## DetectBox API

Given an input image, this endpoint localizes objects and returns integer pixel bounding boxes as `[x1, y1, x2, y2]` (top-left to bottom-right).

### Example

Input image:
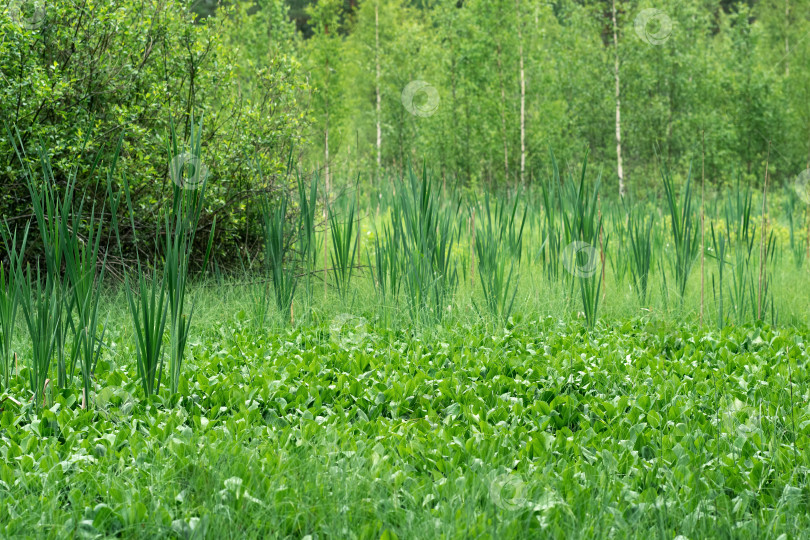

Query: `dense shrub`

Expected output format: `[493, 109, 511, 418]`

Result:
[0, 0, 308, 268]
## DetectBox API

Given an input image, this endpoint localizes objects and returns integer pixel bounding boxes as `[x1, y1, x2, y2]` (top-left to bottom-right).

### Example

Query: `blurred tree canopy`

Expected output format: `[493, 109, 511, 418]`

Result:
[293, 0, 810, 197]
[2, 0, 809, 268]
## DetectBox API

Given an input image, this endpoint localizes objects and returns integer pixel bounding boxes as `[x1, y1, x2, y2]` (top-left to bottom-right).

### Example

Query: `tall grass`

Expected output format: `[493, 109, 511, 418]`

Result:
[607, 204, 629, 285]
[724, 180, 757, 324]
[474, 193, 525, 321]
[0, 263, 16, 391]
[125, 260, 170, 397]
[394, 166, 459, 322]
[328, 197, 358, 302]
[559, 158, 602, 329]
[662, 162, 699, 301]
[17, 139, 72, 389]
[62, 190, 108, 407]
[784, 192, 805, 268]
[710, 222, 727, 328]
[107, 116, 213, 398]
[6, 121, 810, 413]
[260, 191, 298, 321]
[7, 127, 116, 405]
[538, 151, 563, 281]
[370, 221, 401, 315]
[627, 204, 654, 305]
[0, 226, 27, 392]
[297, 173, 320, 314]
[17, 265, 60, 408]
[164, 118, 215, 394]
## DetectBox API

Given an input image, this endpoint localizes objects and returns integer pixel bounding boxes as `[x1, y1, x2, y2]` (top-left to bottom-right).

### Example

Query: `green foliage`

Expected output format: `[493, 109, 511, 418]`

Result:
[4, 1, 810, 533]
[0, 0, 307, 266]
[3, 300, 810, 537]
[299, 0, 810, 196]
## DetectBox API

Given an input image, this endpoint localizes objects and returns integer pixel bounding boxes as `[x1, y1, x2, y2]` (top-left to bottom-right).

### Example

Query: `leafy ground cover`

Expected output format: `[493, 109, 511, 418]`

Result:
[2, 129, 809, 539]
[2, 297, 809, 539]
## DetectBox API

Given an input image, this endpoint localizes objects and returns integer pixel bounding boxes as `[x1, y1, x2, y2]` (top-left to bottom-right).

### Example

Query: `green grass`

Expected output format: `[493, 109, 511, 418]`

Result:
[6, 149, 810, 537]
[2, 286, 810, 538]
[0, 226, 26, 391]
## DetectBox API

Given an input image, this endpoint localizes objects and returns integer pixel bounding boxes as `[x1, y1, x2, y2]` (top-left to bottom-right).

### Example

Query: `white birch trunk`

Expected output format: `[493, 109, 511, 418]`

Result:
[375, 2, 382, 176]
[611, 0, 625, 197]
[516, 0, 526, 186]
[495, 42, 509, 181]
[785, 0, 790, 77]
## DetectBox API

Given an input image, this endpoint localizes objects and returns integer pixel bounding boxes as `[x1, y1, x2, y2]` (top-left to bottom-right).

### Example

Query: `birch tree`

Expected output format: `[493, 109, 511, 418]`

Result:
[611, 0, 625, 197]
[305, 0, 344, 193]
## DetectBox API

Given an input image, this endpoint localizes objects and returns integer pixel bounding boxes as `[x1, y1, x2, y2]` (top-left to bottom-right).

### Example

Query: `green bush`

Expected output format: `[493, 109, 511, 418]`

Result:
[0, 0, 307, 267]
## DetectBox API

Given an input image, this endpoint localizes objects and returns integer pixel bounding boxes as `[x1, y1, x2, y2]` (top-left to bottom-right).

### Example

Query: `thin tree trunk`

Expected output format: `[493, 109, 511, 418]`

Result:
[451, 48, 457, 175]
[464, 88, 471, 184]
[375, 2, 382, 178]
[516, 0, 526, 186]
[324, 118, 330, 197]
[324, 57, 330, 299]
[324, 54, 331, 193]
[495, 41, 509, 182]
[785, 0, 790, 77]
[611, 0, 625, 197]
